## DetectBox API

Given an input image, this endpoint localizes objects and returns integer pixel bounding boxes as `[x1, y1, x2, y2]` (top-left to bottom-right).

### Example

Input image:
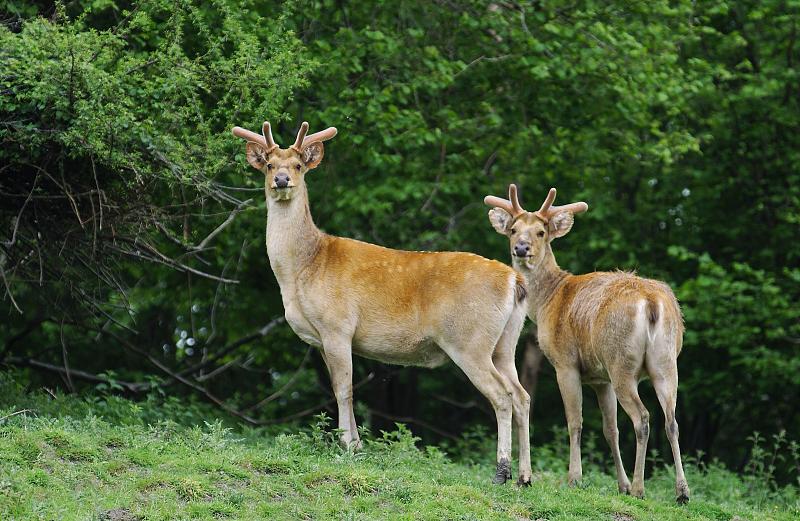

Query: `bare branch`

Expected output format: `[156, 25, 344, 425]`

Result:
[178, 316, 286, 377]
[261, 372, 375, 425]
[5, 356, 151, 392]
[242, 346, 313, 412]
[59, 320, 75, 393]
[0, 409, 35, 422]
[194, 199, 253, 250]
[109, 239, 239, 284]
[0, 253, 22, 314]
[368, 408, 459, 441]
[3, 172, 38, 248]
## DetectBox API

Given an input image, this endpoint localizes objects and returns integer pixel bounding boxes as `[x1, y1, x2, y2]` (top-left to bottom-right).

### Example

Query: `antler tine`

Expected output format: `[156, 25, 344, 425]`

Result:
[508, 184, 526, 216]
[483, 195, 516, 215]
[302, 127, 338, 146]
[290, 121, 309, 151]
[232, 126, 265, 145]
[232, 121, 278, 153]
[484, 184, 526, 218]
[551, 201, 589, 215]
[535, 188, 557, 219]
[262, 121, 278, 151]
[534, 187, 589, 220]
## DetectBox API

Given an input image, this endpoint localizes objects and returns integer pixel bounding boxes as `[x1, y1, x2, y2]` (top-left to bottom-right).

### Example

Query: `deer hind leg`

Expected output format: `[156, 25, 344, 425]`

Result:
[555, 367, 584, 486]
[592, 383, 631, 494]
[492, 317, 532, 486]
[320, 337, 360, 449]
[443, 342, 514, 484]
[648, 358, 689, 504]
[613, 379, 650, 499]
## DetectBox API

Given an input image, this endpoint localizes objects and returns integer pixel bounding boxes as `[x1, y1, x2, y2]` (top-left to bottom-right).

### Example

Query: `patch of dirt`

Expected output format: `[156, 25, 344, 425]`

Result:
[613, 514, 635, 521]
[101, 508, 138, 521]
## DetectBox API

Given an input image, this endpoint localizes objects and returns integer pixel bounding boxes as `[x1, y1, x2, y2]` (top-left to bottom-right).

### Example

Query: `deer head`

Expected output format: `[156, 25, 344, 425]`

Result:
[485, 184, 588, 267]
[232, 121, 337, 201]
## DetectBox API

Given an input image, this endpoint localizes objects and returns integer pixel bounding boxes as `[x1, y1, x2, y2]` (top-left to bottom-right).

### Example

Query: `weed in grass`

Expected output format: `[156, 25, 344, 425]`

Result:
[174, 476, 211, 501]
[12, 432, 41, 464]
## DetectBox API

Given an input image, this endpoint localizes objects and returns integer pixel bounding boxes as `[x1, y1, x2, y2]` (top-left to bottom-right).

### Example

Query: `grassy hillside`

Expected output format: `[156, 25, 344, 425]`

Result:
[0, 376, 796, 521]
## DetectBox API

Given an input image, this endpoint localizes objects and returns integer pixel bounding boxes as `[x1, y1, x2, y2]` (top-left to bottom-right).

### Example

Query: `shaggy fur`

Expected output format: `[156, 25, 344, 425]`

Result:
[488, 196, 690, 504]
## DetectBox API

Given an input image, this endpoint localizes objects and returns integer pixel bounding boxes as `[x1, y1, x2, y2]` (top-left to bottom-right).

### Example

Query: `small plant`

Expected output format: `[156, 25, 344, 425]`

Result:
[743, 430, 800, 506]
[306, 412, 345, 453]
[375, 423, 420, 453]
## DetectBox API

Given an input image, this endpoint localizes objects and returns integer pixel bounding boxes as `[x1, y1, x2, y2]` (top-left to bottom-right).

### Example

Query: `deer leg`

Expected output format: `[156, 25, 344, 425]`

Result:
[445, 346, 514, 484]
[613, 380, 650, 499]
[555, 367, 583, 486]
[320, 337, 358, 448]
[649, 361, 689, 504]
[348, 407, 362, 450]
[493, 331, 532, 485]
[592, 383, 630, 494]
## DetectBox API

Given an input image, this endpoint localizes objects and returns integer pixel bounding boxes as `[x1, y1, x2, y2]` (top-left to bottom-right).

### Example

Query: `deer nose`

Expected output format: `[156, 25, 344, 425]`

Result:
[513, 242, 530, 257]
[274, 173, 290, 188]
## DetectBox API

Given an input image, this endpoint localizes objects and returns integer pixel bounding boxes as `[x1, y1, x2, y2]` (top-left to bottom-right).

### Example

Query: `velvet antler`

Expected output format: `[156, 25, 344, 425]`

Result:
[534, 188, 588, 221]
[484, 184, 526, 219]
[484, 184, 588, 222]
[232, 121, 338, 152]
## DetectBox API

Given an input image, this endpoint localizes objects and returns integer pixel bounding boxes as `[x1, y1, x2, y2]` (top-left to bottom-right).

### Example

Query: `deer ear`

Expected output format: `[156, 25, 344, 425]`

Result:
[246, 142, 269, 170]
[548, 210, 575, 240]
[301, 142, 324, 169]
[488, 208, 513, 235]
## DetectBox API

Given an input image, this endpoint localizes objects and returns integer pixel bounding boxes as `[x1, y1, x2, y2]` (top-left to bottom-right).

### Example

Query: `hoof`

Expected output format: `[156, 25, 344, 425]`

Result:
[492, 458, 512, 485]
[619, 482, 631, 495]
[339, 437, 362, 452]
[676, 480, 690, 504]
[516, 476, 532, 487]
[567, 476, 582, 488]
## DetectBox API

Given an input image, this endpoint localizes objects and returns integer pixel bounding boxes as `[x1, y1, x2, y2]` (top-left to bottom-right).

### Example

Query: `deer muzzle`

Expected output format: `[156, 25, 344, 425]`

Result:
[273, 172, 291, 189]
[513, 241, 531, 258]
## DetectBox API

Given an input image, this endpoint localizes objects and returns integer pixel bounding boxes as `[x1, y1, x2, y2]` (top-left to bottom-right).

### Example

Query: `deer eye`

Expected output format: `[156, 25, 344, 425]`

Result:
[295, 164, 301, 170]
[537, 230, 545, 238]
[510, 228, 516, 234]
[266, 163, 273, 170]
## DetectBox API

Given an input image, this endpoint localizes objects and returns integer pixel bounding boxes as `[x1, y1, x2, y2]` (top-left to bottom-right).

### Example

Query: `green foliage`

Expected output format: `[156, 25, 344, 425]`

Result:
[1, 0, 799, 492]
[0, 0, 310, 317]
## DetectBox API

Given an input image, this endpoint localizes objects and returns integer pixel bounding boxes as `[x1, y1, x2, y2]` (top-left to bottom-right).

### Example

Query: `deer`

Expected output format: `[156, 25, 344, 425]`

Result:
[232, 120, 532, 485]
[484, 184, 690, 504]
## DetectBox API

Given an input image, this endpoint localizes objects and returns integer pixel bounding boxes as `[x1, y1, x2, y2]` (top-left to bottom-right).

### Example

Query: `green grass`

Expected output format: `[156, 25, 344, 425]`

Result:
[0, 377, 796, 520]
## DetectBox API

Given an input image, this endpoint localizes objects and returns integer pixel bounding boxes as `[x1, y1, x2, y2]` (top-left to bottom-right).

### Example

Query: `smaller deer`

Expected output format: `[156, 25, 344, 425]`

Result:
[484, 184, 690, 504]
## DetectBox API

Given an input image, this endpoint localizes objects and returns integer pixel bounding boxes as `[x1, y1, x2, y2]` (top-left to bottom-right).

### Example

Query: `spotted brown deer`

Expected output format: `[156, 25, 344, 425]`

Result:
[232, 121, 532, 484]
[484, 184, 690, 503]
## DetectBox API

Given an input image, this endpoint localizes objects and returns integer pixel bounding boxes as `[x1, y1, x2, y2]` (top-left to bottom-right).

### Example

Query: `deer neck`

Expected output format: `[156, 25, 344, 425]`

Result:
[265, 184, 322, 289]
[513, 244, 569, 314]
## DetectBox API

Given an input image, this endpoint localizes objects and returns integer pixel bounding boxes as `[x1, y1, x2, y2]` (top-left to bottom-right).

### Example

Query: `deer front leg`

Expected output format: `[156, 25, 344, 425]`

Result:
[555, 367, 583, 486]
[320, 338, 360, 449]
